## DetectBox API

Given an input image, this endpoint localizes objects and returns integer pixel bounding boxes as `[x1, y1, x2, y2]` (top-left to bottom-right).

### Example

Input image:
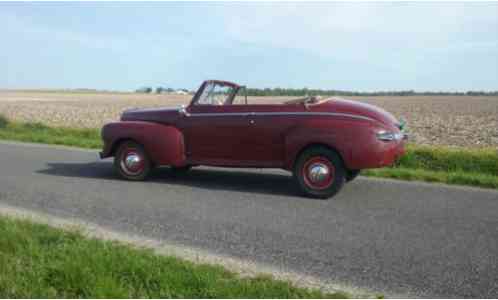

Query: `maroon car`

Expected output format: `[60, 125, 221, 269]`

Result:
[100, 80, 406, 199]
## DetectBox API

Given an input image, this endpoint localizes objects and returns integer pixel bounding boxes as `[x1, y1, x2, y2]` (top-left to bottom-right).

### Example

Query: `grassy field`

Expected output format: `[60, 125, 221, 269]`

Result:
[0, 115, 497, 189]
[0, 216, 348, 298]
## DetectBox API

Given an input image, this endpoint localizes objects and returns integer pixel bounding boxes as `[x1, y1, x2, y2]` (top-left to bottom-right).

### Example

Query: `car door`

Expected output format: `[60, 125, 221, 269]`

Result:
[178, 81, 253, 165]
[181, 104, 251, 164]
[241, 105, 299, 166]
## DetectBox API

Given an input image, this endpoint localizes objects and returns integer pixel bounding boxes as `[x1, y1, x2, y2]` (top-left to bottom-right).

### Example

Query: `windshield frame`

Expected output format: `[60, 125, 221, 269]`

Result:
[189, 80, 241, 107]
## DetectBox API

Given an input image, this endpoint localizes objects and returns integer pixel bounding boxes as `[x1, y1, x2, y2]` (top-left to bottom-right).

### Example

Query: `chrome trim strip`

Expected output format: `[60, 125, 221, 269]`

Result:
[187, 112, 374, 122]
[189, 112, 247, 117]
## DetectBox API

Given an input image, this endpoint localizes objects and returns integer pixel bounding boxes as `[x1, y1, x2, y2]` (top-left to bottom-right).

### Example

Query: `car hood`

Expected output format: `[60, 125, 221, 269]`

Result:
[314, 98, 400, 128]
[121, 107, 182, 125]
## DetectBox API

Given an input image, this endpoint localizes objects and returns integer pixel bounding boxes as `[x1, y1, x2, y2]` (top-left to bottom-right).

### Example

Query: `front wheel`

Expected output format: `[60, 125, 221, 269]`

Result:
[293, 147, 346, 199]
[114, 141, 152, 181]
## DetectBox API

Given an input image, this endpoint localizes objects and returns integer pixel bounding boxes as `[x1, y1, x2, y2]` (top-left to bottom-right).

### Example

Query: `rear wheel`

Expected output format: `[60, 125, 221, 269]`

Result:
[114, 141, 152, 181]
[294, 146, 346, 199]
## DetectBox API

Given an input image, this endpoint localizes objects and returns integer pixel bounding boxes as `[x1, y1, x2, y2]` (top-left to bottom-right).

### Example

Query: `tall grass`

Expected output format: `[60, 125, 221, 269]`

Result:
[0, 114, 8, 128]
[398, 144, 498, 176]
[364, 168, 498, 189]
[365, 144, 498, 188]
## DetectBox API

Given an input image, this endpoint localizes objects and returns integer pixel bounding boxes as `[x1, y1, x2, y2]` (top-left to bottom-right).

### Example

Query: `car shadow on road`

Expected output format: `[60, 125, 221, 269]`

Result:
[36, 161, 303, 198]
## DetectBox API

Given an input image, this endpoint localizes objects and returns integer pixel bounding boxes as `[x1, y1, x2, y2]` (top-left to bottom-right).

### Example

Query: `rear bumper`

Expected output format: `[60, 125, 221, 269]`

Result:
[382, 132, 407, 166]
[378, 140, 406, 167]
[349, 138, 406, 170]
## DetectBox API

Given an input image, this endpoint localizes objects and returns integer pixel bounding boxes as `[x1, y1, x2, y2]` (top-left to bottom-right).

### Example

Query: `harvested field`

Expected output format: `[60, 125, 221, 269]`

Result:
[0, 91, 497, 148]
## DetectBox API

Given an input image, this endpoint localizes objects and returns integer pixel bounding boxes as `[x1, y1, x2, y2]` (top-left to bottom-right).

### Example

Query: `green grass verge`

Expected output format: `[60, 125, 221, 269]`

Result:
[363, 144, 498, 189]
[0, 216, 348, 298]
[0, 117, 101, 149]
[398, 144, 498, 176]
[0, 115, 497, 189]
[363, 168, 498, 189]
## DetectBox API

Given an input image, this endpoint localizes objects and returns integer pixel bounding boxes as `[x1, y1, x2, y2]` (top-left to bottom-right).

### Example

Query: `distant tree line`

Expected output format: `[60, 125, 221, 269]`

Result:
[135, 86, 498, 97]
[243, 88, 498, 97]
[135, 86, 190, 94]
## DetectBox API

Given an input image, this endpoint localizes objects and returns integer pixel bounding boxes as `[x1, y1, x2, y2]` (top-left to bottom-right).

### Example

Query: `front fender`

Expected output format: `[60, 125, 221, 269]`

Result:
[101, 121, 186, 167]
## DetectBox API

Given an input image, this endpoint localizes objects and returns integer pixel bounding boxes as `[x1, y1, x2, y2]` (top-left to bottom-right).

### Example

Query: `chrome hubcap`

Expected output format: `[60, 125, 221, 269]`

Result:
[308, 163, 330, 183]
[121, 151, 143, 175]
[125, 153, 141, 169]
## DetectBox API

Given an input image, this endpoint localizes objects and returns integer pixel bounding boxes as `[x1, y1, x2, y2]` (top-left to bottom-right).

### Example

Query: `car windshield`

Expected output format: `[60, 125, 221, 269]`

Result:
[196, 82, 236, 106]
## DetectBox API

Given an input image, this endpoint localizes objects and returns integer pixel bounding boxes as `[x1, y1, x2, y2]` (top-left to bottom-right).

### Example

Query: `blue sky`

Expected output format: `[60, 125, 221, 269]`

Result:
[1, 2, 497, 91]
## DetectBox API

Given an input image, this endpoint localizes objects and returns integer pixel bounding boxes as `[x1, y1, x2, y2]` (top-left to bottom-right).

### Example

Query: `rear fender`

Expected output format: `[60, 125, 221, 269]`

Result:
[284, 122, 354, 170]
[101, 121, 186, 167]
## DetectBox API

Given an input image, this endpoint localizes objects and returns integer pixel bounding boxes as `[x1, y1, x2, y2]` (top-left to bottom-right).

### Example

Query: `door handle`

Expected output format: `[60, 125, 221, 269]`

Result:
[247, 112, 256, 125]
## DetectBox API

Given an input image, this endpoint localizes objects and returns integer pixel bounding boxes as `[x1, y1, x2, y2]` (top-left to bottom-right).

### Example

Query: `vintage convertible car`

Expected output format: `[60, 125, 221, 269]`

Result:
[100, 80, 406, 199]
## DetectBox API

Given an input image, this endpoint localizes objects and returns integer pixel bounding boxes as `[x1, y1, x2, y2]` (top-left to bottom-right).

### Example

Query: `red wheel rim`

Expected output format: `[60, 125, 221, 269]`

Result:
[120, 147, 145, 175]
[302, 156, 335, 190]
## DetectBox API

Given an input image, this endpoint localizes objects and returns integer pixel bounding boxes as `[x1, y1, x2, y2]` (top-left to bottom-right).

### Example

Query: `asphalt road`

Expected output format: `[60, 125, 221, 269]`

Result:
[0, 141, 497, 298]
